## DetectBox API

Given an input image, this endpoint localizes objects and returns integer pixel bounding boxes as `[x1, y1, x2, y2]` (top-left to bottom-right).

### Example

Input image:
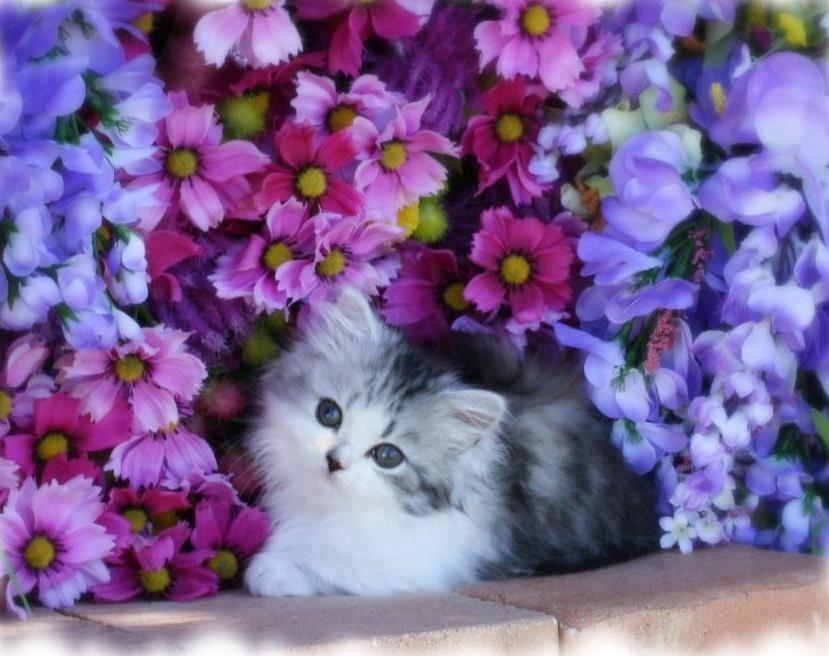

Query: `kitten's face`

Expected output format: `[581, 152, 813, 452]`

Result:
[251, 289, 506, 516]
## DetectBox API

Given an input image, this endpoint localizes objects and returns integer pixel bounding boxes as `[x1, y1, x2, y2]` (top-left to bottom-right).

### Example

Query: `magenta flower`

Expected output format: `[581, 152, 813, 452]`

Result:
[107, 486, 191, 541]
[56, 326, 207, 434]
[277, 213, 402, 305]
[106, 424, 218, 489]
[210, 199, 315, 311]
[191, 499, 270, 585]
[145, 231, 203, 304]
[382, 248, 471, 344]
[297, 0, 428, 76]
[461, 78, 547, 206]
[0, 334, 50, 438]
[291, 72, 403, 146]
[194, 0, 302, 69]
[3, 392, 131, 480]
[92, 524, 217, 602]
[0, 477, 113, 618]
[465, 207, 574, 326]
[353, 98, 458, 216]
[255, 123, 362, 216]
[474, 0, 600, 94]
[132, 91, 269, 231]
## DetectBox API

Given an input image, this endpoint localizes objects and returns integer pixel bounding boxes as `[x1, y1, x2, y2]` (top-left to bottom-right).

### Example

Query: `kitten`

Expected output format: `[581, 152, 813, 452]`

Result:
[244, 288, 657, 597]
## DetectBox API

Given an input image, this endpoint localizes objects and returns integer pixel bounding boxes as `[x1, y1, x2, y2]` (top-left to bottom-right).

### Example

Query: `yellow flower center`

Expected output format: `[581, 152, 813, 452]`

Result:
[381, 141, 408, 171]
[494, 113, 524, 144]
[411, 197, 449, 244]
[36, 432, 69, 462]
[242, 328, 279, 366]
[316, 248, 347, 278]
[709, 83, 727, 116]
[151, 510, 179, 533]
[327, 104, 358, 133]
[0, 390, 12, 420]
[133, 12, 154, 33]
[122, 509, 148, 534]
[165, 148, 199, 179]
[263, 242, 293, 271]
[139, 567, 171, 594]
[397, 203, 421, 238]
[500, 254, 532, 286]
[114, 355, 146, 383]
[207, 549, 239, 581]
[521, 4, 552, 37]
[24, 536, 56, 571]
[243, 0, 271, 11]
[295, 166, 328, 199]
[776, 12, 807, 47]
[218, 92, 269, 140]
[442, 282, 470, 313]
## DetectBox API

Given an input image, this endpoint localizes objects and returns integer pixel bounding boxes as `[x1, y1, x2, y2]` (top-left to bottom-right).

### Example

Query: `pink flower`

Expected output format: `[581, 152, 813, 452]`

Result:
[291, 72, 403, 146]
[191, 499, 270, 585]
[474, 0, 600, 94]
[194, 0, 302, 69]
[196, 379, 247, 422]
[278, 213, 403, 305]
[558, 31, 623, 109]
[353, 97, 458, 216]
[0, 335, 50, 437]
[0, 456, 18, 507]
[3, 393, 132, 480]
[210, 199, 315, 311]
[56, 326, 207, 434]
[0, 476, 113, 618]
[92, 524, 217, 602]
[145, 231, 203, 304]
[297, 0, 430, 76]
[382, 248, 472, 344]
[465, 207, 574, 326]
[132, 91, 269, 231]
[255, 123, 362, 215]
[461, 78, 548, 205]
[107, 486, 191, 541]
[106, 424, 218, 489]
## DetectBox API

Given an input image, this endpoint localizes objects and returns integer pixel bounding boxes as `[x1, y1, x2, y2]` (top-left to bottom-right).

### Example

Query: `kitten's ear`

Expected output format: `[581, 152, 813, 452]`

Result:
[444, 388, 507, 438]
[322, 286, 383, 339]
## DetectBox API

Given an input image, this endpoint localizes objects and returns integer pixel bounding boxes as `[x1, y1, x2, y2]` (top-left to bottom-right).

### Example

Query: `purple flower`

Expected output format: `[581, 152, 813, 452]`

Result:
[612, 419, 688, 475]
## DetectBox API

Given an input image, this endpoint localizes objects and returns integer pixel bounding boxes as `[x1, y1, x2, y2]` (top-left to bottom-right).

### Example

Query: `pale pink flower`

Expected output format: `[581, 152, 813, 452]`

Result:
[0, 335, 50, 437]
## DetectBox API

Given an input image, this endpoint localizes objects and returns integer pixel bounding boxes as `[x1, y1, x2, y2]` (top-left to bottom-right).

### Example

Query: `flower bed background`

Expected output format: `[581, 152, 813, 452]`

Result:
[1, 0, 828, 619]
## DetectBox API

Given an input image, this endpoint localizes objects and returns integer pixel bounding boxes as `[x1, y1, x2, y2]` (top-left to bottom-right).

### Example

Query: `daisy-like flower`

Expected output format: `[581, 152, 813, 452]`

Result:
[278, 213, 403, 305]
[465, 207, 574, 326]
[297, 0, 430, 76]
[0, 477, 114, 618]
[382, 248, 471, 344]
[194, 0, 302, 69]
[132, 91, 269, 232]
[461, 78, 547, 206]
[291, 72, 403, 146]
[106, 424, 218, 489]
[659, 510, 698, 554]
[353, 97, 458, 216]
[210, 199, 315, 311]
[3, 393, 131, 480]
[255, 123, 362, 216]
[0, 456, 18, 506]
[107, 486, 191, 539]
[191, 499, 270, 586]
[92, 523, 217, 602]
[474, 0, 600, 94]
[0, 334, 50, 437]
[56, 326, 207, 434]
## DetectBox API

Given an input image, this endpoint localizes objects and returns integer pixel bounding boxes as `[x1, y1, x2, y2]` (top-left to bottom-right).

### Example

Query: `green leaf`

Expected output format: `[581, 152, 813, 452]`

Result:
[716, 221, 737, 254]
[811, 408, 829, 451]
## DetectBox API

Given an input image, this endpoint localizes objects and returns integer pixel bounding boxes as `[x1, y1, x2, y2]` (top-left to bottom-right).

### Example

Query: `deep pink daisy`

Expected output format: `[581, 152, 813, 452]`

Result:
[0, 335, 50, 438]
[465, 207, 575, 326]
[107, 486, 191, 541]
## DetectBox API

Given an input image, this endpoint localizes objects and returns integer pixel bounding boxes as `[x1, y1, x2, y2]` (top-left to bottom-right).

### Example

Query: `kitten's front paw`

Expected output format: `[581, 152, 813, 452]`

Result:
[244, 552, 317, 597]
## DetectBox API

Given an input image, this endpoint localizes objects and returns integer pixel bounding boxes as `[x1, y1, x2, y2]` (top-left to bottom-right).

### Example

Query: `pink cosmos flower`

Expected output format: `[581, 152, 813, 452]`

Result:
[0, 476, 113, 618]
[210, 199, 315, 311]
[382, 248, 472, 344]
[255, 123, 362, 216]
[461, 78, 547, 206]
[465, 207, 574, 326]
[0, 335, 50, 437]
[56, 326, 207, 434]
[191, 499, 270, 585]
[145, 231, 203, 303]
[291, 72, 403, 147]
[0, 456, 18, 507]
[194, 0, 302, 69]
[297, 0, 430, 76]
[558, 31, 623, 109]
[106, 424, 218, 489]
[162, 471, 242, 506]
[107, 486, 191, 541]
[277, 213, 403, 305]
[3, 393, 131, 480]
[92, 523, 217, 602]
[132, 91, 269, 231]
[353, 97, 458, 216]
[474, 0, 600, 94]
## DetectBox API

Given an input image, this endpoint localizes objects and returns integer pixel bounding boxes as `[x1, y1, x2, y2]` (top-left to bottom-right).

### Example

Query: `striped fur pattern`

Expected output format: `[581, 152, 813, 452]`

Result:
[244, 289, 657, 597]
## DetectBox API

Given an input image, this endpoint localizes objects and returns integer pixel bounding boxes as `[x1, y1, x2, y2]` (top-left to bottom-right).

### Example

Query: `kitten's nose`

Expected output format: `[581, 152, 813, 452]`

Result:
[326, 451, 344, 474]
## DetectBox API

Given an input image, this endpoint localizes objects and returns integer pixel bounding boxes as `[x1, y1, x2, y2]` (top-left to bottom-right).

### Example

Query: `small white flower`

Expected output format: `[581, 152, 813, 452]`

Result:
[659, 510, 698, 554]
[528, 152, 560, 185]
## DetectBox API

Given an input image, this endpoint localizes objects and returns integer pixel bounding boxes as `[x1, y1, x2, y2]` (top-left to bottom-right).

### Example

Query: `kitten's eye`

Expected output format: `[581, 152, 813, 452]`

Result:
[316, 399, 342, 428]
[369, 443, 405, 469]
